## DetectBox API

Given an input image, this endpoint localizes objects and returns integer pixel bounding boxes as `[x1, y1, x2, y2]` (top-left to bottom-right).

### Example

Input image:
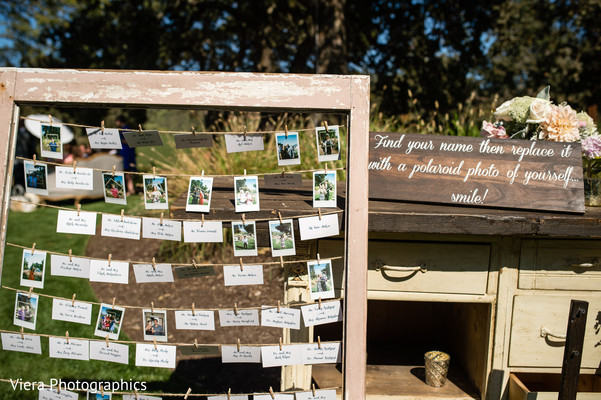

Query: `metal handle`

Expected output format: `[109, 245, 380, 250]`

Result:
[374, 261, 427, 273]
[570, 261, 598, 269]
[540, 326, 566, 340]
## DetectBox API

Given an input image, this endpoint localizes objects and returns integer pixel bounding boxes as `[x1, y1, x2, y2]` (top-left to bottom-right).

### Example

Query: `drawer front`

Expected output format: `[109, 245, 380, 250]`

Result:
[519, 239, 601, 291]
[318, 240, 490, 295]
[509, 295, 601, 368]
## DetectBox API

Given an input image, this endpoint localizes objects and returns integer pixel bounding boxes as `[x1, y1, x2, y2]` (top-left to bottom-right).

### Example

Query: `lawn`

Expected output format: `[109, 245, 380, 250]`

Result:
[0, 198, 172, 399]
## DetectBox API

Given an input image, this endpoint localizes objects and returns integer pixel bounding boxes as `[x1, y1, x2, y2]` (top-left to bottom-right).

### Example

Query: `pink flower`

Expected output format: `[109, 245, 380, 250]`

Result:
[539, 104, 580, 142]
[480, 121, 508, 139]
[581, 135, 601, 160]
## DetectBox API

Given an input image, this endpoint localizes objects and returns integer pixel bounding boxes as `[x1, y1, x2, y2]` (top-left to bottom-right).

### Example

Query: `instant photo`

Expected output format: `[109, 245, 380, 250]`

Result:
[40, 124, 63, 159]
[315, 125, 340, 162]
[142, 309, 168, 342]
[313, 171, 337, 208]
[23, 160, 49, 195]
[234, 176, 260, 212]
[13, 292, 39, 330]
[268, 219, 296, 257]
[20, 249, 47, 289]
[186, 176, 213, 212]
[275, 132, 301, 166]
[308, 260, 335, 300]
[231, 221, 258, 257]
[102, 172, 127, 205]
[94, 303, 125, 340]
[143, 175, 169, 210]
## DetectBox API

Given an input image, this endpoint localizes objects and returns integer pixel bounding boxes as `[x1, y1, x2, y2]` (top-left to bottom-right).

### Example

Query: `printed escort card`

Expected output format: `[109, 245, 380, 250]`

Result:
[56, 210, 97, 235]
[298, 214, 340, 241]
[48, 337, 90, 361]
[135, 344, 176, 369]
[254, 394, 294, 400]
[122, 394, 162, 400]
[173, 265, 216, 279]
[261, 306, 301, 330]
[174, 310, 215, 330]
[89, 340, 129, 364]
[1, 332, 42, 354]
[225, 134, 264, 153]
[221, 345, 261, 363]
[86, 127, 123, 149]
[38, 387, 79, 400]
[218, 309, 260, 327]
[260, 344, 304, 367]
[55, 166, 94, 190]
[178, 344, 220, 356]
[208, 395, 248, 400]
[89, 260, 129, 284]
[142, 217, 182, 241]
[133, 263, 174, 283]
[301, 301, 343, 327]
[262, 173, 303, 189]
[52, 298, 93, 325]
[101, 214, 141, 240]
[295, 390, 337, 400]
[302, 342, 341, 364]
[51, 254, 90, 279]
[122, 130, 164, 147]
[223, 264, 264, 286]
[183, 221, 223, 243]
[174, 133, 213, 149]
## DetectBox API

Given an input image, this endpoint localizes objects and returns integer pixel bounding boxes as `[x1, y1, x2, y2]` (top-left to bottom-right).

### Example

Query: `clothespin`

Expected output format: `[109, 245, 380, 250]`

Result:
[277, 300, 281, 313]
[31, 242, 36, 255]
[159, 212, 164, 226]
[111, 297, 116, 309]
[65, 331, 70, 344]
[281, 168, 286, 177]
[278, 211, 283, 224]
[324, 162, 328, 174]
[242, 213, 246, 225]
[279, 337, 283, 351]
[236, 338, 241, 352]
[101, 120, 105, 133]
[312, 384, 316, 396]
[191, 126, 196, 136]
[152, 257, 156, 271]
[194, 339, 198, 349]
[318, 297, 322, 310]
[106, 334, 109, 347]
[239, 258, 244, 272]
[134, 388, 139, 399]
[279, 256, 284, 270]
[227, 388, 232, 400]
[284, 124, 288, 138]
[77, 204, 81, 216]
[138, 124, 143, 133]
[269, 387, 276, 399]
[201, 170, 205, 177]
[72, 160, 77, 173]
[71, 293, 76, 306]
[57, 385, 60, 394]
[108, 253, 112, 266]
[33, 154, 36, 166]
[192, 259, 197, 269]
[323, 120, 329, 132]
[317, 253, 320, 263]
[151, 301, 155, 313]
[243, 125, 247, 140]
[48, 115, 53, 125]
[153, 166, 156, 179]
[112, 165, 116, 177]
[318, 336, 322, 349]
[244, 169, 247, 176]
[28, 287, 33, 298]
[68, 249, 72, 262]
[121, 209, 125, 222]
[153, 337, 157, 350]
[20, 327, 24, 339]
[318, 208, 322, 221]
[201, 214, 205, 227]
[191, 303, 195, 316]
[101, 387, 104, 398]
[184, 388, 192, 399]
[234, 302, 238, 316]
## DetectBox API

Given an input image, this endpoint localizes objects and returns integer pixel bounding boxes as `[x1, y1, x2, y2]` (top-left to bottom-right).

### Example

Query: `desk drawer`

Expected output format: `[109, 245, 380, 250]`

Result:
[519, 240, 601, 291]
[509, 295, 601, 368]
[319, 240, 490, 295]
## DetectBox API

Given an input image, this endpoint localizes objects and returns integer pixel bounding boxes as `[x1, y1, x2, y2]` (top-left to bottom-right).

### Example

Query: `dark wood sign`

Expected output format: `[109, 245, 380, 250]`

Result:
[368, 132, 585, 213]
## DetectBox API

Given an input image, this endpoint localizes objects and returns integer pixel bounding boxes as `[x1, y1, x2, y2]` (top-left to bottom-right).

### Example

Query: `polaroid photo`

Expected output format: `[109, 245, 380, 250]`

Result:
[102, 172, 127, 205]
[313, 171, 337, 208]
[231, 221, 258, 257]
[87, 392, 112, 400]
[315, 125, 341, 162]
[234, 176, 260, 212]
[94, 303, 125, 340]
[142, 309, 168, 343]
[186, 176, 213, 212]
[20, 249, 47, 289]
[275, 132, 301, 166]
[13, 292, 39, 330]
[268, 219, 296, 257]
[308, 260, 335, 300]
[23, 160, 49, 195]
[143, 175, 169, 210]
[40, 124, 63, 159]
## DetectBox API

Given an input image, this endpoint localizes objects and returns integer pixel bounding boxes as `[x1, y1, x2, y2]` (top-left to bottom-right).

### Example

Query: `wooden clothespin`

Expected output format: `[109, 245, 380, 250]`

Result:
[194, 339, 198, 349]
[241, 213, 246, 225]
[236, 338, 241, 352]
[101, 387, 104, 398]
[31, 242, 36, 255]
[68, 249, 72, 262]
[120, 209, 125, 222]
[243, 125, 247, 140]
[191, 126, 196, 136]
[112, 165, 116, 177]
[317, 253, 321, 263]
[153, 337, 157, 350]
[284, 124, 288, 138]
[279, 256, 284, 270]
[312, 384, 316, 397]
[279, 337, 283, 351]
[234, 302, 238, 316]
[153, 166, 156, 179]
[33, 154, 36, 166]
[48, 115, 53, 125]
[152, 257, 156, 271]
[100, 120, 105, 133]
[324, 162, 328, 174]
[134, 388, 139, 399]
[111, 297, 116, 309]
[108, 253, 112, 266]
[106, 334, 109, 347]
[73, 160, 77, 173]
[243, 168, 247, 176]
[160, 212, 164, 226]
[77, 204, 81, 216]
[318, 297, 322, 310]
[201, 170, 205, 177]
[71, 293, 76, 306]
[138, 124, 143, 133]
[57, 384, 60, 394]
[277, 300, 281, 313]
[184, 388, 192, 399]
[191, 303, 195, 316]
[65, 331, 70, 344]
[227, 388, 232, 400]
[151, 301, 155, 313]
[28, 287, 33, 298]
[318, 208, 322, 221]
[317, 335, 322, 349]
[20, 327, 24, 339]
[269, 387, 276, 399]
[323, 120, 329, 132]
[239, 258, 244, 272]
[192, 259, 197, 269]
[278, 211, 283, 224]
[201, 213, 205, 227]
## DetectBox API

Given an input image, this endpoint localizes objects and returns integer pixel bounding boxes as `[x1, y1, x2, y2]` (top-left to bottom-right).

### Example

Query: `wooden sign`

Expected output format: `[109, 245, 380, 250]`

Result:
[369, 132, 585, 213]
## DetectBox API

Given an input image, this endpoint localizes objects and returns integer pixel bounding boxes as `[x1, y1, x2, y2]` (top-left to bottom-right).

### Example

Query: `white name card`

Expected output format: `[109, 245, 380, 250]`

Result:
[56, 210, 97, 235]
[260, 344, 303, 367]
[298, 214, 340, 241]
[52, 298, 93, 325]
[38, 388, 79, 400]
[225, 134, 264, 153]
[101, 214, 141, 240]
[89, 340, 129, 364]
[89, 260, 129, 284]
[135, 344, 176, 369]
[301, 301, 343, 327]
[221, 345, 261, 363]
[295, 389, 338, 400]
[183, 221, 223, 243]
[301, 342, 341, 364]
[223, 264, 264, 286]
[133, 263, 174, 283]
[51, 254, 90, 279]
[86, 127, 123, 149]
[55, 166, 94, 190]
[142, 218, 182, 242]
[49, 337, 89, 361]
[218, 309, 260, 327]
[174, 310, 215, 330]
[1, 333, 42, 354]
[261, 306, 301, 330]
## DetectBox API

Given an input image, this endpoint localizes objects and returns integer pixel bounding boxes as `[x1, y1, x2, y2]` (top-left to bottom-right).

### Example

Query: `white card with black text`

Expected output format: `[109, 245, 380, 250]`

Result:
[218, 309, 260, 327]
[52, 298, 93, 325]
[142, 217, 182, 242]
[174, 310, 215, 330]
[55, 166, 94, 190]
[89, 340, 129, 364]
[295, 389, 338, 400]
[51, 254, 90, 279]
[1, 333, 42, 354]
[133, 263, 174, 283]
[223, 264, 263, 286]
[86, 127, 123, 149]
[101, 214, 141, 240]
[208, 395, 248, 400]
[225, 134, 264, 153]
[298, 214, 339, 241]
[122, 394, 162, 400]
[89, 260, 129, 284]
[254, 394, 294, 400]
[135, 344, 176, 369]
[57, 210, 97, 235]
[301, 301, 342, 327]
[183, 221, 223, 243]
[49, 337, 89, 361]
[260, 344, 303, 367]
[221, 345, 261, 363]
[38, 388, 79, 400]
[261, 305, 301, 330]
[301, 342, 341, 364]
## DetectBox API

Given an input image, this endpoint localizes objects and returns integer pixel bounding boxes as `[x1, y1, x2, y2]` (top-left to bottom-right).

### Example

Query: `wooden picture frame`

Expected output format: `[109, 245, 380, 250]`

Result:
[0, 68, 370, 399]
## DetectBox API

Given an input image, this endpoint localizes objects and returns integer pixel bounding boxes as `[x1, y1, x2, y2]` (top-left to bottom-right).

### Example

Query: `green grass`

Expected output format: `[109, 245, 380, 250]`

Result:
[0, 199, 171, 399]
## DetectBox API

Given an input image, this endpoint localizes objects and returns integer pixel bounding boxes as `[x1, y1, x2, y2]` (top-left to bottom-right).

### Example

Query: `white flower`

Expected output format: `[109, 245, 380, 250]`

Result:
[526, 98, 552, 123]
[493, 99, 515, 121]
